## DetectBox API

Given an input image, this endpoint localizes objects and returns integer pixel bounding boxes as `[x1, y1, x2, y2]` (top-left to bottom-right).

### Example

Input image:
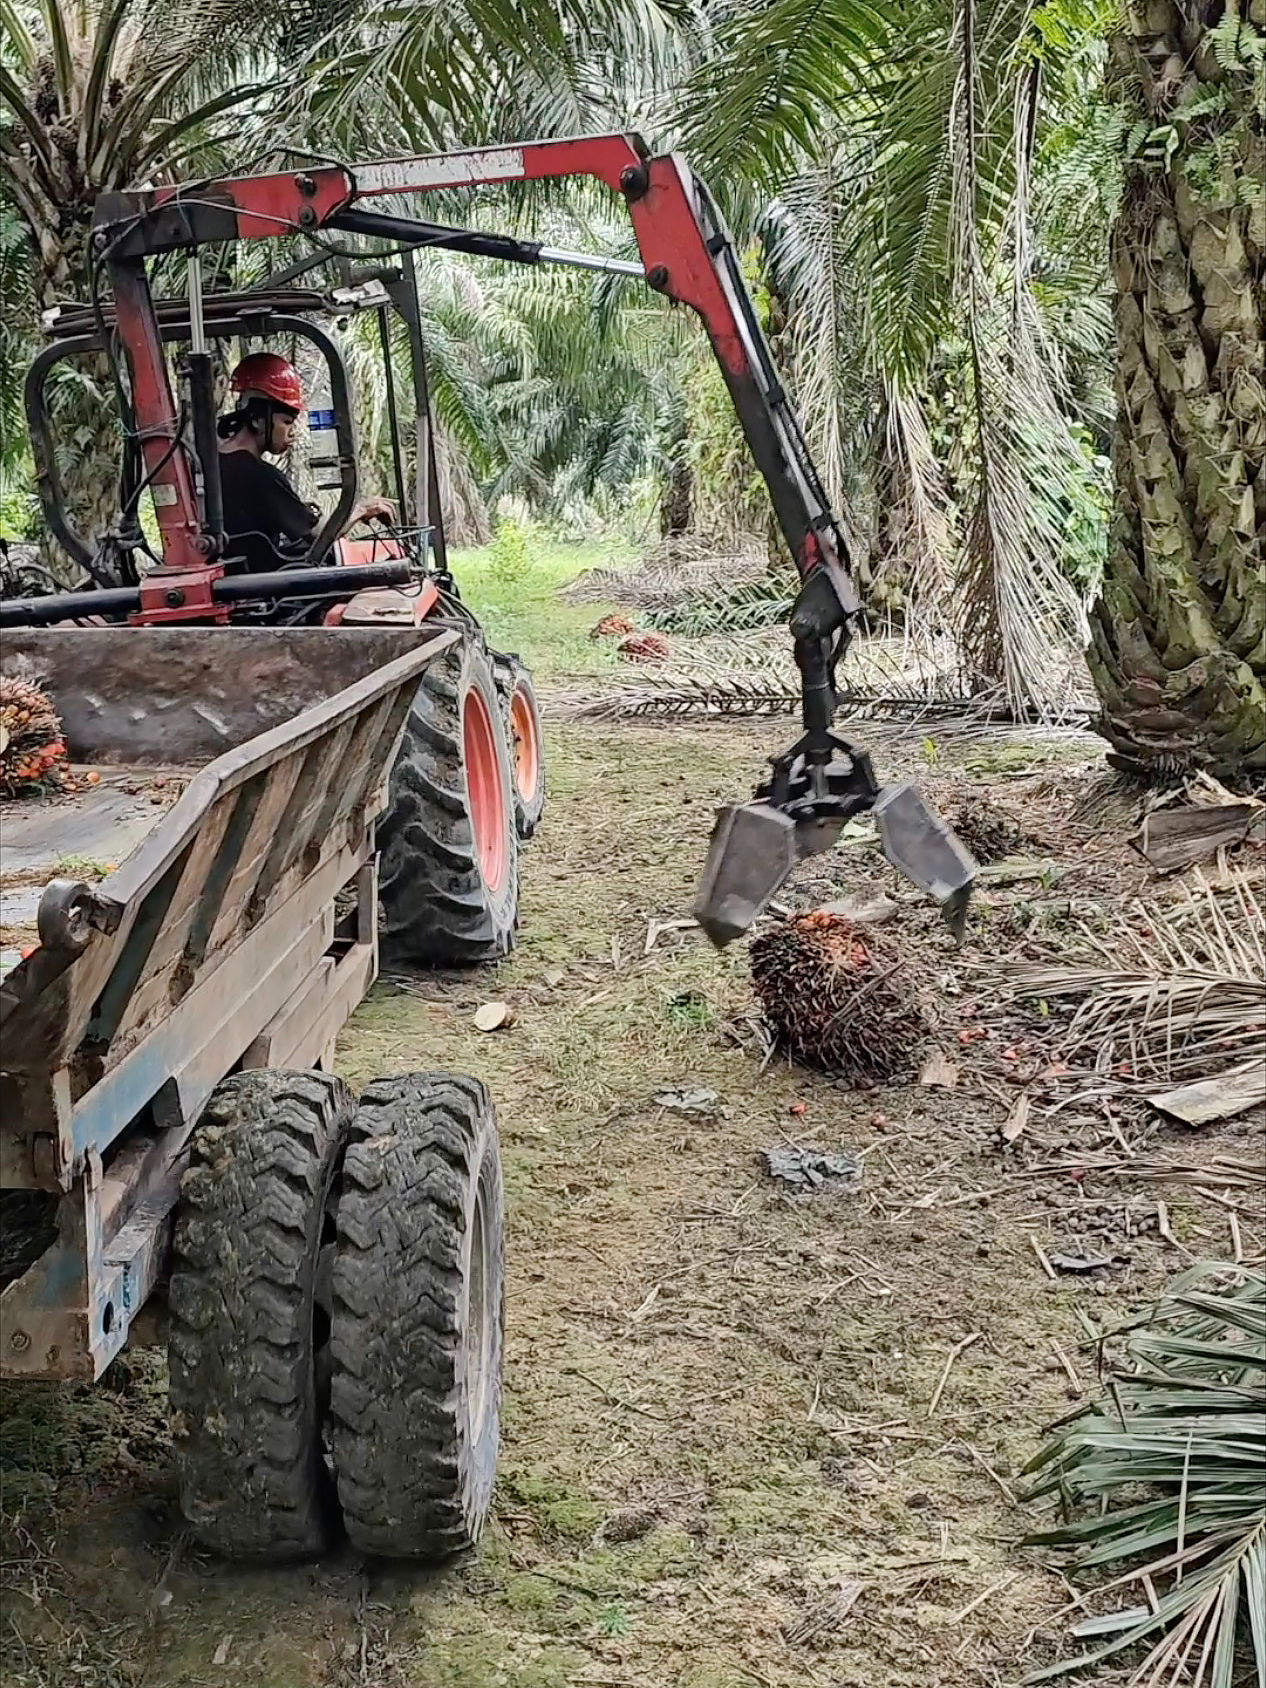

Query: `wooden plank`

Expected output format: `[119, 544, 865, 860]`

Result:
[67, 835, 362, 1163]
[242, 958, 336, 1070]
[112, 762, 301, 1041]
[250, 720, 360, 913]
[162, 776, 266, 985]
[152, 912, 333, 1131]
[245, 859, 379, 1074]
[104, 784, 241, 1007]
[83, 844, 196, 1050]
[97, 1123, 196, 1247]
[198, 753, 307, 962]
[269, 940, 376, 1074]
[307, 692, 400, 850]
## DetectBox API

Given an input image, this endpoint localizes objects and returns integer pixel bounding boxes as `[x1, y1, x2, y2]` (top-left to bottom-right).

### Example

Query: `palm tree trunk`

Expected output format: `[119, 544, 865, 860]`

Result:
[1088, 0, 1265, 779]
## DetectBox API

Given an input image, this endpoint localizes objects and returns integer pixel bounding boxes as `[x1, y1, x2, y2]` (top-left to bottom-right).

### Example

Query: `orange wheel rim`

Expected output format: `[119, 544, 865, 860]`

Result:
[509, 687, 540, 805]
[462, 686, 508, 893]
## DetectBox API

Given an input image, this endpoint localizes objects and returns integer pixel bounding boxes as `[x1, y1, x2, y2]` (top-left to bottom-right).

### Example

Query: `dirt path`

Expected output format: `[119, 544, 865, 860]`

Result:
[2, 710, 1259, 1688]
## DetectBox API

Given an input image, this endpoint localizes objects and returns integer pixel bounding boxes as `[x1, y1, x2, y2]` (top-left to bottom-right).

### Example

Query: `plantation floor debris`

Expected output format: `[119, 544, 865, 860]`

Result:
[2, 708, 1262, 1688]
[761, 1143, 865, 1194]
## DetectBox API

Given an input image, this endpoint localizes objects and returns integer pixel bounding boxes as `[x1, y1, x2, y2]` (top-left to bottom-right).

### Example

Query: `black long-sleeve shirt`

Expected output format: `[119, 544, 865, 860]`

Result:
[218, 450, 318, 573]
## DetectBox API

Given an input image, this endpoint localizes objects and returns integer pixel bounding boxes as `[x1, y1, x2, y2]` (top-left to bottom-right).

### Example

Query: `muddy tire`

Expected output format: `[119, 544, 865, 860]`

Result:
[328, 1073, 504, 1559]
[378, 634, 518, 966]
[495, 655, 545, 841]
[167, 1070, 353, 1559]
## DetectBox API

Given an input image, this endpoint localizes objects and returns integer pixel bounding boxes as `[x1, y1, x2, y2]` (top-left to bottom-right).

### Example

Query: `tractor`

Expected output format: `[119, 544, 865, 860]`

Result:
[0, 133, 975, 1562]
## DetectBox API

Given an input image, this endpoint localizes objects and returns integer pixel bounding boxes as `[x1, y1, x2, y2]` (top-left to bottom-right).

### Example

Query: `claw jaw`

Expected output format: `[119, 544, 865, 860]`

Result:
[693, 802, 799, 948]
[872, 783, 977, 940]
[693, 782, 976, 949]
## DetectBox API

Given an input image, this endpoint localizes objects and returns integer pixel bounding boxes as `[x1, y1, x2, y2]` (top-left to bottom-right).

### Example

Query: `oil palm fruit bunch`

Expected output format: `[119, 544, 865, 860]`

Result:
[0, 673, 67, 796]
[617, 631, 672, 662]
[750, 911, 927, 1082]
[950, 799, 1026, 865]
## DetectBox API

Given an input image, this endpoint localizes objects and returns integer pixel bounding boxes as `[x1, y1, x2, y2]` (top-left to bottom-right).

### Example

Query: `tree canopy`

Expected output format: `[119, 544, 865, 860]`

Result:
[2, 0, 1262, 754]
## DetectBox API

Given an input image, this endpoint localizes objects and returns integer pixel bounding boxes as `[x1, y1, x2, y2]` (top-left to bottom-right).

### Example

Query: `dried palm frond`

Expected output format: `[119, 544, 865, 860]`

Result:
[575, 674, 803, 719]
[1022, 1264, 1265, 1688]
[866, 382, 955, 641]
[953, 58, 1093, 718]
[560, 562, 690, 605]
[1004, 880, 1266, 1082]
[645, 574, 796, 635]
[560, 548, 767, 609]
[639, 536, 768, 575]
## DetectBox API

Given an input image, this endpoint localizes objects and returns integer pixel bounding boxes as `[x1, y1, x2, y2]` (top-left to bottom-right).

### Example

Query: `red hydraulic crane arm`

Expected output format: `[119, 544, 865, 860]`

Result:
[93, 132, 858, 631]
[83, 135, 978, 945]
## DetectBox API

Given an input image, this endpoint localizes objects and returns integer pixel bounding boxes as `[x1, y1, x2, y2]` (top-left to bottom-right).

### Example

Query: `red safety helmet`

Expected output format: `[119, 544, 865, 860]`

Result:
[229, 352, 304, 414]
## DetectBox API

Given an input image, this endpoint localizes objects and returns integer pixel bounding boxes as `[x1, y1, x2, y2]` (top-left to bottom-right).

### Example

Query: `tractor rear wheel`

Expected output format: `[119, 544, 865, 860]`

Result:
[167, 1069, 353, 1558]
[328, 1072, 504, 1558]
[377, 634, 518, 966]
[495, 656, 545, 841]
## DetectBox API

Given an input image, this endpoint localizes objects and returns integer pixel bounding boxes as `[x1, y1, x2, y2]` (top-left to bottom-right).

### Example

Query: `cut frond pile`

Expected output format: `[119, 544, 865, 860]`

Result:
[644, 573, 796, 635]
[560, 541, 767, 610]
[1022, 1264, 1265, 1688]
[1004, 879, 1266, 1083]
[950, 798, 1032, 865]
[567, 630, 978, 720]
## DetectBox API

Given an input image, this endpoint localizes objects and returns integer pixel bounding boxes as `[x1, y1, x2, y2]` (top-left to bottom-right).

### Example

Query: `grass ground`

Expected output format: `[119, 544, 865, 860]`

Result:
[1, 535, 1260, 1687]
[449, 530, 635, 679]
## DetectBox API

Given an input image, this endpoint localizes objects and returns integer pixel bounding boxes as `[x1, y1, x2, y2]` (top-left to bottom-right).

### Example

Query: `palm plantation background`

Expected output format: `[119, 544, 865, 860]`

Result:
[1, 0, 1261, 758]
[2, 4, 1264, 1679]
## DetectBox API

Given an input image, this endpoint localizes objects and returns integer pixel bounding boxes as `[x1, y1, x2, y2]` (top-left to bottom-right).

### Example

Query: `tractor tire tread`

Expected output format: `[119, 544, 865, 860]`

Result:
[168, 1069, 353, 1559]
[329, 1072, 503, 1560]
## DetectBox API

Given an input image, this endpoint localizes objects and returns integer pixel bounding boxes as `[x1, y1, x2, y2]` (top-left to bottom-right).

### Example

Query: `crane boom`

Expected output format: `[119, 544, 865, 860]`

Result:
[81, 133, 975, 939]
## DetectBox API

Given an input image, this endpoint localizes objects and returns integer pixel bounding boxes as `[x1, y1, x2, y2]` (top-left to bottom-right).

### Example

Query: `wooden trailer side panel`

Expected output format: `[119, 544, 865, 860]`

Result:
[0, 632, 454, 1177]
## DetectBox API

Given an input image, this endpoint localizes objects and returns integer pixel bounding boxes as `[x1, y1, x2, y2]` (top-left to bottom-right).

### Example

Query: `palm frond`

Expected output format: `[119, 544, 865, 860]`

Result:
[866, 380, 956, 634]
[645, 573, 796, 634]
[1006, 878, 1266, 1081]
[572, 625, 981, 718]
[1023, 1265, 1266, 1688]
[297, 0, 697, 158]
[675, 0, 886, 186]
[953, 22, 1092, 714]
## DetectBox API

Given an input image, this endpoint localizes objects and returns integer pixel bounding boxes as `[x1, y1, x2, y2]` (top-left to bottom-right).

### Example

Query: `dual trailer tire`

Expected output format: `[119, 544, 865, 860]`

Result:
[376, 633, 545, 968]
[168, 1067, 503, 1561]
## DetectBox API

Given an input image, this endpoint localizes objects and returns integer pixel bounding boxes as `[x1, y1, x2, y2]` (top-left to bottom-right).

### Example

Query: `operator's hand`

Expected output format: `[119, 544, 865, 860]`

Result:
[351, 495, 399, 527]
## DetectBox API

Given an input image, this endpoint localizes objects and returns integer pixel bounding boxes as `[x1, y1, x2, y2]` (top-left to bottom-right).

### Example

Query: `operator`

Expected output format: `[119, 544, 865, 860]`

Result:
[217, 353, 397, 573]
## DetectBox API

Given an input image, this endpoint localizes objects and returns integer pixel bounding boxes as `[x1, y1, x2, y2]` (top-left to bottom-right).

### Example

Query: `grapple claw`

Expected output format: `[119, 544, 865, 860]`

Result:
[693, 802, 798, 948]
[872, 783, 977, 939]
[693, 781, 977, 950]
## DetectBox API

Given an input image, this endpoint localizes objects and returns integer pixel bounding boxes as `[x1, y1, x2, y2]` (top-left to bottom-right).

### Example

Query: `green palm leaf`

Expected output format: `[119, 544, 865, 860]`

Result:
[1023, 1265, 1266, 1687]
